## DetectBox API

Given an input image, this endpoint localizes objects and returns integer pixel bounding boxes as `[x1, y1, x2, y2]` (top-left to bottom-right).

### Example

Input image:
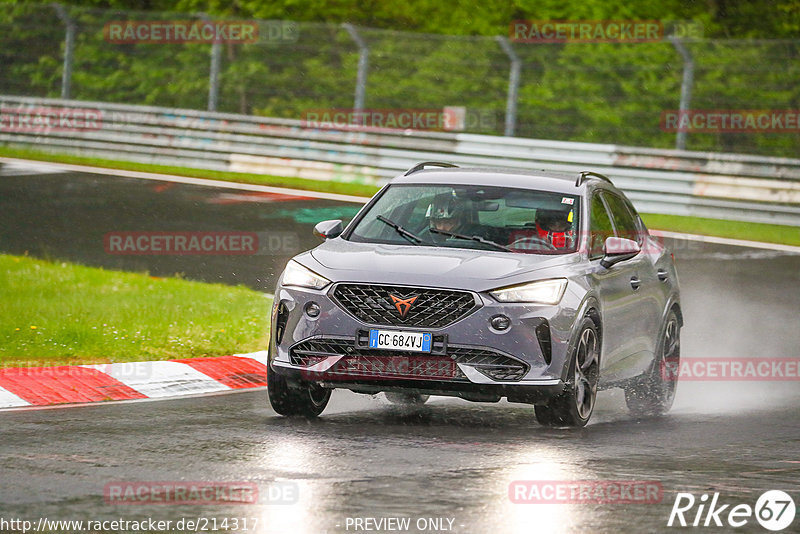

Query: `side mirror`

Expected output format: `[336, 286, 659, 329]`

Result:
[600, 237, 640, 268]
[313, 219, 343, 240]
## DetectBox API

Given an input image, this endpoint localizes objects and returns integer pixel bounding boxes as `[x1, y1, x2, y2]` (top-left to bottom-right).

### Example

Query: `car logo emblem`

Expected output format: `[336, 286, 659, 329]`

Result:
[389, 295, 418, 318]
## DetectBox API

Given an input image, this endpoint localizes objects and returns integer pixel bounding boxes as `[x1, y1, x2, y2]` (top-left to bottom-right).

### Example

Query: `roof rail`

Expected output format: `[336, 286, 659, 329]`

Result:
[575, 171, 613, 187]
[404, 161, 459, 176]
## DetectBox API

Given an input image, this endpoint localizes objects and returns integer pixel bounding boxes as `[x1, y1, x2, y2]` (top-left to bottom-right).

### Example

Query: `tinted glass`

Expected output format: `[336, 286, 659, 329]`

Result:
[589, 193, 614, 258]
[603, 192, 640, 243]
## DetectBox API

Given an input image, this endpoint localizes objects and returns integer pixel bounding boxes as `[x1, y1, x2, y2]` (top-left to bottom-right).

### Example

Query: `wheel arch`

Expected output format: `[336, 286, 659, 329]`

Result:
[664, 295, 683, 327]
[567, 294, 603, 380]
[576, 294, 603, 352]
[670, 302, 684, 327]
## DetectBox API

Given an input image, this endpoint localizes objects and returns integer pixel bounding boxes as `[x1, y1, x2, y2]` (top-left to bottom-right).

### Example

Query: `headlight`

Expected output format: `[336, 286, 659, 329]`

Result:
[490, 278, 567, 304]
[281, 260, 330, 290]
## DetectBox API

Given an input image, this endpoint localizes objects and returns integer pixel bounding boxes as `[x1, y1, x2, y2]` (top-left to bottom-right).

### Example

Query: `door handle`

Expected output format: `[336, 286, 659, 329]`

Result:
[630, 276, 641, 290]
[657, 269, 669, 282]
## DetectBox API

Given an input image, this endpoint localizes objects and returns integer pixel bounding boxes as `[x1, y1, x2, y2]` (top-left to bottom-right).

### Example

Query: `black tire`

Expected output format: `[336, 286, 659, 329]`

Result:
[267, 361, 331, 417]
[384, 392, 430, 405]
[625, 310, 680, 417]
[535, 317, 600, 428]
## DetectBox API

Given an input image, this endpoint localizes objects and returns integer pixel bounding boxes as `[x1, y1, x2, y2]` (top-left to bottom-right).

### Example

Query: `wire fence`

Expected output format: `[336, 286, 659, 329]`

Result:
[2, 4, 800, 158]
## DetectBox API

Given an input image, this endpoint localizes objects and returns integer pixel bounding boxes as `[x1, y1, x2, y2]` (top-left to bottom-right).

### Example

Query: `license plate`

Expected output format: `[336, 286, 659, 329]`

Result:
[369, 329, 432, 353]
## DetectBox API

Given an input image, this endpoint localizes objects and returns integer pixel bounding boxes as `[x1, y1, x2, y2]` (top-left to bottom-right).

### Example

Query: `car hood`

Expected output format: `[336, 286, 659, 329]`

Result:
[303, 238, 581, 291]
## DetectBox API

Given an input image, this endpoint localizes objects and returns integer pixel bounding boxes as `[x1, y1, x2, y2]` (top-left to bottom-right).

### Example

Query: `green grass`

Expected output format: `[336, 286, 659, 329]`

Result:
[0, 146, 379, 198]
[641, 213, 800, 247]
[0, 254, 272, 367]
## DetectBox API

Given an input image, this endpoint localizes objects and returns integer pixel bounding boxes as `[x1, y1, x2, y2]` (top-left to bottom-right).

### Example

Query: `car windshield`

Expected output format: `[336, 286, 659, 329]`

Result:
[347, 184, 580, 254]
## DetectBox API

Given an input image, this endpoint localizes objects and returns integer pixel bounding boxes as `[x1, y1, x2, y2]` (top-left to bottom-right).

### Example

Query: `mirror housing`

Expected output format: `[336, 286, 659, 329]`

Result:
[313, 219, 343, 240]
[600, 237, 640, 268]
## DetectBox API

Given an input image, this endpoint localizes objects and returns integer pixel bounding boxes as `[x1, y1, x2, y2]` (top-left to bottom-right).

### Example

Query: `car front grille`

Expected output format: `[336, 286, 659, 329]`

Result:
[331, 283, 478, 328]
[289, 337, 528, 382]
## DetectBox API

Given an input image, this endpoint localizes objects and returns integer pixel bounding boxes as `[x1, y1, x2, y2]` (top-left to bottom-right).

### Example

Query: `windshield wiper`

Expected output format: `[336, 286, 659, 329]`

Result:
[429, 228, 512, 252]
[376, 215, 427, 245]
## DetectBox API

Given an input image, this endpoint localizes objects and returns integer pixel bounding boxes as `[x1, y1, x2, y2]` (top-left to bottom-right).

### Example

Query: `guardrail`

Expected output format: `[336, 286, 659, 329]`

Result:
[2, 95, 799, 225]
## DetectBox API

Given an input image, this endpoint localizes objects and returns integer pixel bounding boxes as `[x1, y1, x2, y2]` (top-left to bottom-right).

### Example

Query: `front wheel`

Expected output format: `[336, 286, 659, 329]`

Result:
[535, 317, 600, 428]
[624, 310, 680, 417]
[267, 362, 331, 417]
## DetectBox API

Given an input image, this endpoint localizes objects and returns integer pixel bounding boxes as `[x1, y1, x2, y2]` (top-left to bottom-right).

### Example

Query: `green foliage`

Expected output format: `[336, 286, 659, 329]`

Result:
[1, 2, 799, 156]
[47, 0, 799, 38]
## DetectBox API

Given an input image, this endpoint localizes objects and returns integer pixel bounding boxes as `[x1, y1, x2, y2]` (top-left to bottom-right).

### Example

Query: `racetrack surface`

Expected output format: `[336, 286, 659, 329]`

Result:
[0, 162, 361, 291]
[1, 163, 799, 533]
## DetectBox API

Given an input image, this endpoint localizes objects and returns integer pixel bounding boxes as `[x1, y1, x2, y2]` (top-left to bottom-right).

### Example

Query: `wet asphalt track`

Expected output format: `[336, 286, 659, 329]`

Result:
[1, 164, 799, 533]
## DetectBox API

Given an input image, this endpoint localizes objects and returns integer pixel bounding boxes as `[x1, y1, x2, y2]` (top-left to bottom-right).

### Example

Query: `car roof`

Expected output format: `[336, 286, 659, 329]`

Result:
[390, 167, 608, 195]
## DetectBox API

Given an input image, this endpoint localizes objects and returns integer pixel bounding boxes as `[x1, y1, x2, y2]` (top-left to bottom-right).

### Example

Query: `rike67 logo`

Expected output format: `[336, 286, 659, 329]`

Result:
[668, 490, 796, 531]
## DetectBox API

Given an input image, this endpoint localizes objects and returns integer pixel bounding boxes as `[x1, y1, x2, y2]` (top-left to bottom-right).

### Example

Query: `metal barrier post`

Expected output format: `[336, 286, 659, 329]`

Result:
[200, 14, 221, 112]
[670, 37, 695, 151]
[52, 3, 75, 100]
[496, 37, 520, 137]
[343, 23, 369, 113]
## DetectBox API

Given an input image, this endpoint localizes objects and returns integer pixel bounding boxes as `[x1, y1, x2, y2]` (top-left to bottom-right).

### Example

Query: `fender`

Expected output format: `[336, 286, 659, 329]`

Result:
[560, 292, 603, 383]
[662, 292, 683, 327]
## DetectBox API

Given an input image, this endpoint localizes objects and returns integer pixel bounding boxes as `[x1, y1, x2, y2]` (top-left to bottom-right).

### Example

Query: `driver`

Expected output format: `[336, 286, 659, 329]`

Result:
[535, 209, 574, 248]
[428, 192, 471, 236]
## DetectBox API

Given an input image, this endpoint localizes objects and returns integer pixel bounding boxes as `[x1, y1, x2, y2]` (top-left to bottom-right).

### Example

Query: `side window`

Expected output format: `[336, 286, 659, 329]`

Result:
[589, 193, 614, 258]
[604, 193, 639, 244]
[623, 197, 648, 243]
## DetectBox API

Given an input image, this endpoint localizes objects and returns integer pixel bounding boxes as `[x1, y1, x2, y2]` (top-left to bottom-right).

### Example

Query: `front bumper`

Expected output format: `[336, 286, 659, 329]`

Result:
[269, 282, 579, 401]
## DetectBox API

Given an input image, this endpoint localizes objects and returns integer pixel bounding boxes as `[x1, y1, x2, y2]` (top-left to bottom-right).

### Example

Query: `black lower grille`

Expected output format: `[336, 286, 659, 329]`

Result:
[273, 301, 290, 345]
[290, 338, 346, 367]
[449, 346, 528, 381]
[290, 337, 528, 382]
[331, 283, 478, 328]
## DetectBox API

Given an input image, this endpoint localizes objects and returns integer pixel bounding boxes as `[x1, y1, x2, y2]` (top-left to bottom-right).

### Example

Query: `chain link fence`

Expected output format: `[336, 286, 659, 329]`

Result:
[2, 3, 800, 157]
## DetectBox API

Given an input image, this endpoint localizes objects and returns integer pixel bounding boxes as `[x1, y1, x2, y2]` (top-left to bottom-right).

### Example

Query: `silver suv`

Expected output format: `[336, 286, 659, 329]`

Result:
[267, 163, 682, 427]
